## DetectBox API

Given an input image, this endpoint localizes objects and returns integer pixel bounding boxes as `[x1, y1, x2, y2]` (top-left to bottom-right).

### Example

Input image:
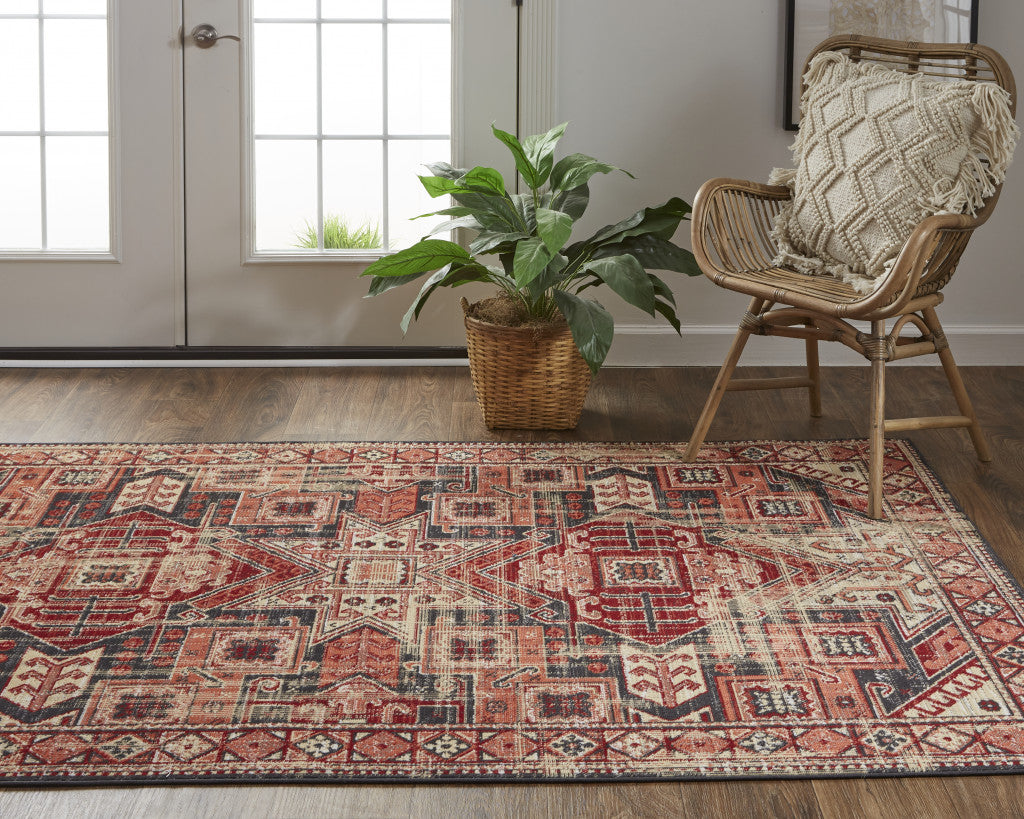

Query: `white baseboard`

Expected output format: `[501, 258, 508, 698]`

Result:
[1, 326, 1019, 369]
[607, 323, 1024, 366]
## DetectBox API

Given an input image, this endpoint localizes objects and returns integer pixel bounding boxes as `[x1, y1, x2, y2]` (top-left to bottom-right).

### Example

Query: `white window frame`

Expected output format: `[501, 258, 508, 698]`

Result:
[242, 0, 458, 264]
[0, 0, 120, 261]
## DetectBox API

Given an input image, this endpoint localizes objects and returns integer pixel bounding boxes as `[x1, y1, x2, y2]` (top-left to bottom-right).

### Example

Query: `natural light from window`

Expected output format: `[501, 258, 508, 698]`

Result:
[0, 1, 453, 257]
[0, 0, 110, 253]
[252, 0, 452, 254]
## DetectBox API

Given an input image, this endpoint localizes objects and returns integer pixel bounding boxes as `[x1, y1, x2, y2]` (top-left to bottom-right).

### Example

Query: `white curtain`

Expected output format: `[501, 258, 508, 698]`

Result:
[829, 0, 933, 41]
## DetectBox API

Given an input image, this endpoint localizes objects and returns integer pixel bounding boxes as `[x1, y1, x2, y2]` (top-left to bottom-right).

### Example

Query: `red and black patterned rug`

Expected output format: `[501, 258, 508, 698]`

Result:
[0, 440, 1022, 784]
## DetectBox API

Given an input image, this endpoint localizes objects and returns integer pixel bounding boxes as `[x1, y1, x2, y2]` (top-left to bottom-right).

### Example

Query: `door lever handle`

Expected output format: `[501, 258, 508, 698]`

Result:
[191, 24, 241, 49]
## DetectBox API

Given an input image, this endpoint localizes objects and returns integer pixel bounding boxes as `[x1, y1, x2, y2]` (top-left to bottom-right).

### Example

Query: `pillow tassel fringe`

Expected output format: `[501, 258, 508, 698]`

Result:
[971, 81, 1021, 184]
[768, 166, 797, 188]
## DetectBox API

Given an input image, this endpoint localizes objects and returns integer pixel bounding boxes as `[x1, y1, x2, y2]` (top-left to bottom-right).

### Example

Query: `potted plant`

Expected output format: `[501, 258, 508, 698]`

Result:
[361, 123, 699, 429]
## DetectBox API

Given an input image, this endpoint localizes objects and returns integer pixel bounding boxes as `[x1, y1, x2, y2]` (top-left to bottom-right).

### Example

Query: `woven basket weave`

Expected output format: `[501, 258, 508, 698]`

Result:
[461, 298, 592, 429]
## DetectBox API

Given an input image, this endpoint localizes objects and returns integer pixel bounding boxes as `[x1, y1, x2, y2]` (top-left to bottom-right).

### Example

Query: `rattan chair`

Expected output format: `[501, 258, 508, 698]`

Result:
[683, 35, 1017, 519]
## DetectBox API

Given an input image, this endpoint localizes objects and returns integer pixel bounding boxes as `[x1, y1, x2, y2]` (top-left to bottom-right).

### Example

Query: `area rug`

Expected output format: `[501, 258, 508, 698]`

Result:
[0, 440, 1022, 785]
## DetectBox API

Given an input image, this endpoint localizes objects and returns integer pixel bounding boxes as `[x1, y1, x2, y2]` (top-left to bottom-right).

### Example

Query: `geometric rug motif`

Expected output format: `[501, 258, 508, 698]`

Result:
[0, 440, 1022, 783]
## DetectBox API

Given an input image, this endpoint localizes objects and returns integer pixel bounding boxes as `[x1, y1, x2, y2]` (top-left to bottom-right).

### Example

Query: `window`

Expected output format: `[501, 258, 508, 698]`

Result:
[251, 0, 451, 254]
[0, 0, 111, 253]
[941, 0, 973, 42]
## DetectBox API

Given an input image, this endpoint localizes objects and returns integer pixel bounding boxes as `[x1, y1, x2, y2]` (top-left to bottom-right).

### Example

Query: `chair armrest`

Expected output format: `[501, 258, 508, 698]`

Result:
[860, 210, 986, 317]
[693, 177, 989, 319]
[690, 178, 793, 281]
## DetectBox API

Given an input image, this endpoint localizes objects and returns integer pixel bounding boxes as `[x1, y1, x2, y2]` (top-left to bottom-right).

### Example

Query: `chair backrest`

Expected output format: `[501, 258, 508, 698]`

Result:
[804, 35, 1016, 117]
[801, 35, 1017, 304]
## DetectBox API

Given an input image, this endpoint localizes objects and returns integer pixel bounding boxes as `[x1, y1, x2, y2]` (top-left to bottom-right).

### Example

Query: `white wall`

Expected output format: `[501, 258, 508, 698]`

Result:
[553, 0, 1024, 365]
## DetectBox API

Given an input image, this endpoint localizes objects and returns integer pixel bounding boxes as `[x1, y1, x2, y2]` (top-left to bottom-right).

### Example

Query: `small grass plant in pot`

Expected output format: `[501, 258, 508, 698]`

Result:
[361, 123, 700, 429]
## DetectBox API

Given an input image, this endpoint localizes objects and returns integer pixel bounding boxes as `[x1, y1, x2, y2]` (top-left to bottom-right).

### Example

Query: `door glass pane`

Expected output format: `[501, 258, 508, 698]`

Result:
[44, 18, 108, 131]
[388, 139, 448, 250]
[253, 0, 316, 19]
[46, 136, 109, 249]
[254, 23, 317, 135]
[44, 0, 105, 13]
[388, 0, 448, 19]
[321, 0, 381, 18]
[322, 141, 384, 250]
[0, 138, 43, 249]
[0, 20, 39, 131]
[388, 24, 450, 136]
[321, 24, 382, 134]
[254, 139, 318, 251]
[250, 2, 451, 253]
[0, 4, 110, 253]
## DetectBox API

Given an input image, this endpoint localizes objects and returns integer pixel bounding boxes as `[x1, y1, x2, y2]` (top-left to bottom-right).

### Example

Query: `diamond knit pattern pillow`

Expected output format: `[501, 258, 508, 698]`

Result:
[771, 51, 1019, 294]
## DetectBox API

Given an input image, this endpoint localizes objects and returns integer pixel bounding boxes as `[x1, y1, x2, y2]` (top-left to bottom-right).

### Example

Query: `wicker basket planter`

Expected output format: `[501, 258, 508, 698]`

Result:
[461, 298, 592, 429]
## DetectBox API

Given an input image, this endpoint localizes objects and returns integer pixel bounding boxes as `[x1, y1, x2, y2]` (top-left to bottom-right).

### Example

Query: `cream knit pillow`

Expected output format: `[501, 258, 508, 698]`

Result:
[771, 51, 1019, 294]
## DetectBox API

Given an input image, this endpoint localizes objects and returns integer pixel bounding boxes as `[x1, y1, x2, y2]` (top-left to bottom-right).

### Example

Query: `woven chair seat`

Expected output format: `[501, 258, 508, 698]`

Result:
[714, 263, 866, 307]
[694, 173, 985, 319]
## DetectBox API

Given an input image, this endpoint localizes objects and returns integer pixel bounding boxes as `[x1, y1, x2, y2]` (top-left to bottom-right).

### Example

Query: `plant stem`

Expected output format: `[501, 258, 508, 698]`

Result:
[562, 247, 595, 288]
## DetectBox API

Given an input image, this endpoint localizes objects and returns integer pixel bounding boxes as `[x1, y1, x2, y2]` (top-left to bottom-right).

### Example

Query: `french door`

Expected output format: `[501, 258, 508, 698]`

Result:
[0, 1, 181, 347]
[0, 1, 517, 349]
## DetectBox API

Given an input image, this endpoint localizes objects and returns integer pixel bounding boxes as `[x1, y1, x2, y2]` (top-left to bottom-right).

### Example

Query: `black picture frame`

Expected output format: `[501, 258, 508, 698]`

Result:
[784, 0, 980, 130]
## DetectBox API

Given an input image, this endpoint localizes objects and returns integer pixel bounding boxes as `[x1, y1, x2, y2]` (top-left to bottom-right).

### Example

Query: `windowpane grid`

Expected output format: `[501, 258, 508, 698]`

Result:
[0, 4, 110, 253]
[941, 2, 973, 42]
[252, 1, 451, 253]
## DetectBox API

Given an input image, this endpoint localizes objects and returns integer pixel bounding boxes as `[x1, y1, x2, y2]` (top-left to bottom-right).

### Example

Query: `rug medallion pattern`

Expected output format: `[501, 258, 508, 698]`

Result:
[0, 440, 1022, 782]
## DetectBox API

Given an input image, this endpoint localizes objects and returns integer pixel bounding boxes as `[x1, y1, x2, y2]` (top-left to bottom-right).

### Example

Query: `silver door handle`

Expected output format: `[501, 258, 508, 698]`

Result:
[191, 24, 241, 48]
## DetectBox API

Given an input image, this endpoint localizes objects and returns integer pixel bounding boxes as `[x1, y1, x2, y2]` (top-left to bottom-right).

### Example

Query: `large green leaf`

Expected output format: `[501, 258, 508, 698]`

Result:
[448, 190, 522, 233]
[521, 122, 568, 189]
[491, 124, 541, 190]
[581, 254, 655, 316]
[566, 198, 693, 263]
[411, 205, 475, 220]
[550, 183, 590, 220]
[589, 197, 692, 246]
[420, 166, 506, 199]
[413, 189, 515, 233]
[649, 273, 677, 306]
[552, 290, 614, 375]
[418, 175, 466, 199]
[421, 214, 481, 238]
[400, 264, 484, 333]
[512, 237, 553, 287]
[456, 166, 506, 196]
[508, 193, 537, 233]
[550, 153, 633, 192]
[535, 207, 573, 254]
[361, 239, 472, 278]
[423, 161, 466, 181]
[591, 234, 700, 277]
[498, 251, 514, 277]
[524, 253, 568, 302]
[366, 269, 430, 297]
[653, 297, 682, 335]
[469, 230, 529, 255]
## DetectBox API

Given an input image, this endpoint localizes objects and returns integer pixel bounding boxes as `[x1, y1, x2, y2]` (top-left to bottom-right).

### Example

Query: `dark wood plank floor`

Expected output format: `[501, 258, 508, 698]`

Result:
[0, 364, 1021, 819]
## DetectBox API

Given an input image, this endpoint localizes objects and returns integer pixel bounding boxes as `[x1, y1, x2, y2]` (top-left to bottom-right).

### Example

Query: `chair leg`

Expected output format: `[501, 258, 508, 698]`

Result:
[921, 306, 991, 463]
[867, 319, 887, 520]
[805, 323, 822, 418]
[684, 297, 764, 461]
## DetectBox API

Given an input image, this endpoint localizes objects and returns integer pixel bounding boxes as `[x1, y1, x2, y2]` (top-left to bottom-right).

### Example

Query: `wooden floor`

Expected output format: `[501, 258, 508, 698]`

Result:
[0, 364, 1022, 819]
